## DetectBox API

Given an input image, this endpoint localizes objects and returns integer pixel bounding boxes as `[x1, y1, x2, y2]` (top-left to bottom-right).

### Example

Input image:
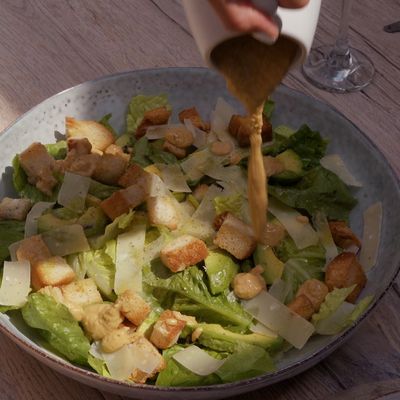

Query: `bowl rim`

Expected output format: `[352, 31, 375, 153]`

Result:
[0, 66, 399, 393]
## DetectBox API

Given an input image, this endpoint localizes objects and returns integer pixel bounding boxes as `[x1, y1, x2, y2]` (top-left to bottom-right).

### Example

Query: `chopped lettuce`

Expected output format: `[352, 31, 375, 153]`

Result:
[98, 113, 117, 137]
[0, 220, 25, 265]
[90, 210, 135, 249]
[269, 166, 358, 220]
[156, 345, 222, 387]
[21, 293, 90, 365]
[144, 263, 251, 329]
[88, 353, 111, 377]
[215, 343, 276, 383]
[88, 180, 119, 200]
[276, 237, 325, 304]
[263, 99, 275, 119]
[213, 194, 243, 218]
[45, 141, 67, 160]
[126, 94, 171, 134]
[131, 137, 177, 167]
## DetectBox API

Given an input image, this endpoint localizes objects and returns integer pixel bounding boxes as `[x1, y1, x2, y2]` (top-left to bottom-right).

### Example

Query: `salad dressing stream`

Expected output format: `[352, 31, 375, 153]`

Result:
[211, 35, 298, 241]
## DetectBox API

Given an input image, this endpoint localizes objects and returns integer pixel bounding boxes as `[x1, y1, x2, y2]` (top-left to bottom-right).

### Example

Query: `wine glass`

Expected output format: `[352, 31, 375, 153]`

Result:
[302, 0, 375, 93]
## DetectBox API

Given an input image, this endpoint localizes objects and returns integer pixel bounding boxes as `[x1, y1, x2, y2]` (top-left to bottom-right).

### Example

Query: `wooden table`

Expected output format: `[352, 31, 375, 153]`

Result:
[0, 1, 399, 399]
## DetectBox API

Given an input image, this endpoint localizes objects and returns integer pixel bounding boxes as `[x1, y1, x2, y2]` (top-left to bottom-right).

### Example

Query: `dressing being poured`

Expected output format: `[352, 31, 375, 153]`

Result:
[211, 35, 298, 242]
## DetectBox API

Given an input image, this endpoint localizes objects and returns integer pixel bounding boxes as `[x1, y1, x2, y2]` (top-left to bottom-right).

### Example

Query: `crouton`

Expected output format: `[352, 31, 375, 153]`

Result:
[105, 144, 130, 163]
[115, 289, 151, 326]
[150, 310, 187, 349]
[92, 153, 128, 185]
[164, 125, 194, 149]
[0, 197, 32, 221]
[213, 213, 256, 260]
[67, 137, 92, 155]
[100, 176, 149, 220]
[288, 294, 315, 320]
[81, 303, 124, 340]
[162, 141, 186, 159]
[19, 142, 58, 196]
[118, 164, 148, 188]
[135, 107, 171, 138]
[325, 252, 367, 303]
[31, 256, 76, 290]
[40, 278, 103, 320]
[101, 326, 139, 353]
[129, 336, 166, 383]
[178, 107, 208, 131]
[328, 221, 361, 250]
[147, 196, 178, 230]
[228, 114, 272, 147]
[66, 117, 115, 151]
[296, 279, 329, 311]
[16, 235, 52, 267]
[160, 235, 208, 272]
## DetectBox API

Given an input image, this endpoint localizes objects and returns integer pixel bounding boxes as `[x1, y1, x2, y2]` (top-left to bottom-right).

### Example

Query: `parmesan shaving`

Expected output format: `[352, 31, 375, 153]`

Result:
[320, 154, 362, 187]
[57, 172, 91, 212]
[0, 261, 31, 307]
[24, 201, 55, 238]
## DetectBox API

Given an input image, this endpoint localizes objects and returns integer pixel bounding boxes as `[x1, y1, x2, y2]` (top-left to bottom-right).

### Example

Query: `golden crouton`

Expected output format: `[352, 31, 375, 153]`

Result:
[213, 213, 256, 260]
[115, 289, 151, 326]
[32, 256, 76, 290]
[160, 235, 208, 272]
[19, 142, 58, 196]
[129, 336, 166, 383]
[325, 252, 367, 303]
[66, 117, 115, 151]
[118, 164, 148, 188]
[104, 144, 130, 163]
[16, 235, 52, 267]
[67, 137, 92, 155]
[328, 221, 361, 250]
[296, 279, 329, 311]
[164, 125, 194, 149]
[92, 153, 128, 185]
[162, 141, 186, 159]
[81, 303, 124, 340]
[0, 197, 32, 221]
[147, 196, 179, 230]
[149, 310, 187, 349]
[40, 278, 103, 321]
[135, 107, 171, 138]
[178, 107, 208, 131]
[229, 115, 272, 147]
[100, 177, 149, 220]
[288, 294, 315, 320]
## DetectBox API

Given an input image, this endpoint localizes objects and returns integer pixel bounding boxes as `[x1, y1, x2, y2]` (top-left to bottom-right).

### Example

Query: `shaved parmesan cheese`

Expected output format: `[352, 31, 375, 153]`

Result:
[143, 235, 167, 265]
[192, 185, 222, 225]
[90, 339, 161, 380]
[42, 224, 90, 256]
[58, 172, 91, 212]
[172, 345, 226, 376]
[0, 261, 31, 306]
[313, 212, 338, 268]
[115, 224, 146, 294]
[24, 202, 55, 238]
[210, 97, 236, 134]
[184, 119, 207, 148]
[268, 278, 290, 303]
[250, 322, 278, 337]
[147, 173, 171, 197]
[145, 124, 171, 140]
[243, 291, 315, 349]
[8, 240, 24, 262]
[157, 164, 191, 193]
[320, 155, 362, 187]
[359, 202, 382, 272]
[268, 198, 319, 249]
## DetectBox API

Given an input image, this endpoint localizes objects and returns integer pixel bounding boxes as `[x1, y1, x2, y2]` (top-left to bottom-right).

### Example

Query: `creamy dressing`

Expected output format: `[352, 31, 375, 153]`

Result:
[211, 35, 298, 241]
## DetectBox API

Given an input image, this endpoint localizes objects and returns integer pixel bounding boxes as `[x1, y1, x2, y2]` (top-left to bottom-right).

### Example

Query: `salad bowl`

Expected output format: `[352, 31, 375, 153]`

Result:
[0, 67, 399, 399]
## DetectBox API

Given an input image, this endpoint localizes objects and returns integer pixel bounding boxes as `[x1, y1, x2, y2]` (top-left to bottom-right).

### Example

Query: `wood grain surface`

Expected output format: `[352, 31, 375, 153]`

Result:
[0, 1, 399, 399]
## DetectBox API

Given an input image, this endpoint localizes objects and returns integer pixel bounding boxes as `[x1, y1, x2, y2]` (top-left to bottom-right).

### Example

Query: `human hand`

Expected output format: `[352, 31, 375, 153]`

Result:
[209, 0, 310, 40]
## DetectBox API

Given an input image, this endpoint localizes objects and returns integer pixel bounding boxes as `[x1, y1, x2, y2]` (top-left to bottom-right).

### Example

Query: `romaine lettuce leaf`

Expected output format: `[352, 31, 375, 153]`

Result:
[88, 180, 119, 200]
[126, 94, 171, 134]
[263, 99, 275, 119]
[21, 293, 90, 365]
[213, 194, 243, 218]
[144, 263, 252, 329]
[269, 166, 358, 220]
[0, 220, 25, 265]
[88, 353, 111, 377]
[215, 343, 276, 383]
[98, 113, 117, 137]
[45, 141, 67, 160]
[156, 345, 222, 387]
[131, 137, 177, 167]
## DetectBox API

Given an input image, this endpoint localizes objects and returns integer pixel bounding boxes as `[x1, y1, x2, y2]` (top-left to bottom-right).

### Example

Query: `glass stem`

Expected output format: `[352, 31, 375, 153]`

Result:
[334, 0, 353, 55]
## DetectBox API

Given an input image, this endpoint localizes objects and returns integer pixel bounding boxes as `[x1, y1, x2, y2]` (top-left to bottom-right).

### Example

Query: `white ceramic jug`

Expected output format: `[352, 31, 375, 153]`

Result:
[182, 0, 321, 68]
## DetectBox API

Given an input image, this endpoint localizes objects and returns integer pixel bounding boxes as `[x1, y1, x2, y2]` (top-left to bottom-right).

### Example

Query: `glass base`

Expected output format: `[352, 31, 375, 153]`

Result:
[302, 45, 375, 93]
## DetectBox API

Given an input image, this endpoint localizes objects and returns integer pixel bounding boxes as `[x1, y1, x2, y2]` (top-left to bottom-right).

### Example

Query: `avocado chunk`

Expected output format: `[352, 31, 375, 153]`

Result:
[272, 149, 303, 183]
[254, 245, 284, 284]
[204, 251, 239, 295]
[78, 207, 108, 237]
[197, 323, 283, 353]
